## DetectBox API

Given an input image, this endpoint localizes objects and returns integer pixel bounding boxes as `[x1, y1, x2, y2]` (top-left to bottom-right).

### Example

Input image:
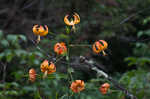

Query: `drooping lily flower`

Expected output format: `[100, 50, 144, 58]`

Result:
[64, 13, 80, 32]
[32, 25, 48, 43]
[70, 80, 85, 93]
[29, 68, 36, 82]
[99, 83, 110, 95]
[93, 40, 108, 56]
[40, 60, 56, 78]
[54, 42, 67, 55]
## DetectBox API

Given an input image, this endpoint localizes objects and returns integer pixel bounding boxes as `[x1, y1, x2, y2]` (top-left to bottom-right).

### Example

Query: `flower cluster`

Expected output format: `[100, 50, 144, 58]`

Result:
[29, 12, 110, 96]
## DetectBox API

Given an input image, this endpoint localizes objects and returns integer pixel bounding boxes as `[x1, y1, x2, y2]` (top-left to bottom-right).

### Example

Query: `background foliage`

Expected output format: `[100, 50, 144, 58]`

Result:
[0, 0, 150, 99]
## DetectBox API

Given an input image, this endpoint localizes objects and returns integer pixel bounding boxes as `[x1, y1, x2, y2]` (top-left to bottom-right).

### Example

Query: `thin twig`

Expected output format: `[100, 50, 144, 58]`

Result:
[21, 0, 37, 10]
[54, 56, 65, 64]
[30, 39, 53, 60]
[119, 6, 150, 25]
[0, 61, 7, 83]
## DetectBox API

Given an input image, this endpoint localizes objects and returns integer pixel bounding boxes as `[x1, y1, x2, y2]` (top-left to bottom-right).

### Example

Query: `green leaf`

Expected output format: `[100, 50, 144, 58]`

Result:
[137, 31, 143, 37]
[135, 43, 142, 47]
[124, 57, 137, 66]
[143, 17, 150, 25]
[12, 71, 24, 80]
[14, 49, 27, 57]
[56, 34, 69, 40]
[6, 35, 20, 48]
[0, 53, 5, 60]
[0, 83, 5, 88]
[138, 30, 150, 37]
[137, 57, 150, 66]
[6, 34, 18, 42]
[145, 30, 150, 36]
[66, 26, 70, 34]
[23, 86, 36, 92]
[33, 59, 40, 65]
[34, 51, 44, 58]
[4, 49, 14, 62]
[5, 90, 18, 96]
[0, 39, 9, 47]
[11, 82, 19, 88]
[18, 35, 27, 42]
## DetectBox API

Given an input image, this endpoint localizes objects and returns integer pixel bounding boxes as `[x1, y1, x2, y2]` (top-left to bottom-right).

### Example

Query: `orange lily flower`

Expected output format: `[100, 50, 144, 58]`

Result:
[70, 80, 85, 93]
[99, 83, 110, 95]
[54, 42, 67, 55]
[92, 40, 108, 56]
[29, 68, 36, 82]
[64, 13, 80, 31]
[32, 25, 48, 43]
[40, 60, 56, 78]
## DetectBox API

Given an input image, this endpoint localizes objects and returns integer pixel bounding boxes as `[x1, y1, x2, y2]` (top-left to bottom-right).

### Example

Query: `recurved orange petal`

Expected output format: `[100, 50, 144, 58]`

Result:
[73, 13, 80, 24]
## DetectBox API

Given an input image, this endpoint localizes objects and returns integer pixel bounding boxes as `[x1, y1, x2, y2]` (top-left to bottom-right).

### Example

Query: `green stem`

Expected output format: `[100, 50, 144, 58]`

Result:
[66, 36, 73, 82]
[66, 28, 74, 99]
[37, 89, 42, 99]
[109, 89, 119, 93]
[48, 31, 57, 36]
[56, 92, 58, 99]
[69, 44, 91, 47]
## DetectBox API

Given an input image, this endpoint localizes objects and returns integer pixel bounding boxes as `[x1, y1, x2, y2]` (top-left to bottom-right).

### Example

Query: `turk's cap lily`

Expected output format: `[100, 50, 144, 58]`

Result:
[92, 40, 108, 55]
[32, 25, 48, 36]
[64, 12, 80, 26]
[70, 80, 85, 93]
[40, 60, 56, 75]
[54, 42, 67, 55]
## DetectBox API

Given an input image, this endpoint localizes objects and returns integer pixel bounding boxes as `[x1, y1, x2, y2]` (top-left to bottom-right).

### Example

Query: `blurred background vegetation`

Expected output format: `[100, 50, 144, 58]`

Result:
[0, 0, 150, 99]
